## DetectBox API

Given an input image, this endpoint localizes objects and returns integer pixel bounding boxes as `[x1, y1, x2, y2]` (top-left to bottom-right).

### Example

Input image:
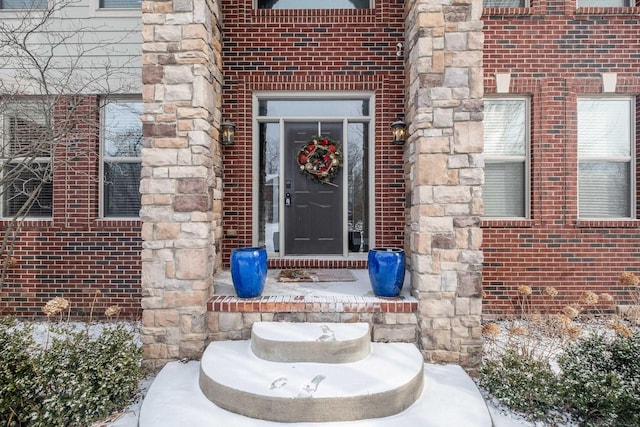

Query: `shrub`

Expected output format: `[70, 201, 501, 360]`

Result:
[0, 318, 143, 427]
[558, 332, 640, 427]
[480, 349, 560, 421]
[0, 318, 39, 426]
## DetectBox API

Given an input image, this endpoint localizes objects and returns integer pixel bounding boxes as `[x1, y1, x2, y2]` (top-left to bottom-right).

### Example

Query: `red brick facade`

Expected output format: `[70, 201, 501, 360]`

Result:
[219, 1, 406, 268]
[482, 2, 640, 317]
[3, 0, 640, 320]
[0, 96, 142, 318]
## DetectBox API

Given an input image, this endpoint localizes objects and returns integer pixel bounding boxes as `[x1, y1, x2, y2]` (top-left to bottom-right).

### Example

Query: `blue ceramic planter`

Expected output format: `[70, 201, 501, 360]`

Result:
[368, 248, 405, 297]
[231, 247, 267, 298]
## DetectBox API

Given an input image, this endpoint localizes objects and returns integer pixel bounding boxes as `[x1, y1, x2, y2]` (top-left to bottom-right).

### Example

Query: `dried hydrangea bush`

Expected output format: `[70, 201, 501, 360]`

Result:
[480, 273, 640, 425]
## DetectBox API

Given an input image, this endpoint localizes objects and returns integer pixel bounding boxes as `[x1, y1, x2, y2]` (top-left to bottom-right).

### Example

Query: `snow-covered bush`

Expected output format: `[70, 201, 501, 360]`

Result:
[0, 318, 39, 426]
[558, 332, 640, 427]
[0, 317, 143, 427]
[480, 349, 559, 420]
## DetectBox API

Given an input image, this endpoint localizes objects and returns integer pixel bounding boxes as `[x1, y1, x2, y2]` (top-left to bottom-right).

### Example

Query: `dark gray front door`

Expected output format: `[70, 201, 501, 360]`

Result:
[284, 122, 343, 255]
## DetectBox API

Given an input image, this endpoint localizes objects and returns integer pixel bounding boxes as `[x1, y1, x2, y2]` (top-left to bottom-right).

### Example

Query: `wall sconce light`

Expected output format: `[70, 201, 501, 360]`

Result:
[391, 119, 406, 145]
[221, 119, 236, 146]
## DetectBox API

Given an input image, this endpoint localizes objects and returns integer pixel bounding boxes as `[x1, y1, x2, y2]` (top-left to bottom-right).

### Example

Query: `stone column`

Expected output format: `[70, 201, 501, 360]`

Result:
[404, 0, 484, 370]
[140, 0, 224, 369]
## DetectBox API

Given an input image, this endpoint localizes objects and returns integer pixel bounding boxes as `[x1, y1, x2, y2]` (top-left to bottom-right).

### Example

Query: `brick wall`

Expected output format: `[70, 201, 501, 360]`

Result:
[482, 2, 640, 317]
[0, 96, 142, 318]
[219, 0, 406, 266]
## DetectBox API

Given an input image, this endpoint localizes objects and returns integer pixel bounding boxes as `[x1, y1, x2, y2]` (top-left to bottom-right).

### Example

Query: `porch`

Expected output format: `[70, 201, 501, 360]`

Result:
[206, 269, 419, 344]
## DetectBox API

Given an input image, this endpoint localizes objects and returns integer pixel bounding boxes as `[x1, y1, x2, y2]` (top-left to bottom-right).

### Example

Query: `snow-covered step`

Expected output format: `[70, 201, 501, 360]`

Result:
[198, 340, 425, 423]
[250, 322, 371, 363]
[140, 361, 493, 427]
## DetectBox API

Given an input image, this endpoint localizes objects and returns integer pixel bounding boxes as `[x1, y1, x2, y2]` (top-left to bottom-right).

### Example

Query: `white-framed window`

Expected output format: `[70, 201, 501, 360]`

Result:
[0, 101, 53, 218]
[483, 0, 527, 7]
[256, 0, 371, 9]
[0, 0, 46, 9]
[99, 0, 140, 8]
[101, 98, 142, 218]
[483, 97, 530, 218]
[577, 0, 630, 6]
[578, 97, 635, 219]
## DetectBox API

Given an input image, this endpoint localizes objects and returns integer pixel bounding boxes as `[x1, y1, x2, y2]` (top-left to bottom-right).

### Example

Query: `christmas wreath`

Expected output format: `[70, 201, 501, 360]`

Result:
[296, 136, 343, 185]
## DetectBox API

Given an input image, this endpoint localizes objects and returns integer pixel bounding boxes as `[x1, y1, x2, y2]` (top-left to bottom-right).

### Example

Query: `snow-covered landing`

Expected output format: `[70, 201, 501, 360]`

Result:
[139, 361, 492, 427]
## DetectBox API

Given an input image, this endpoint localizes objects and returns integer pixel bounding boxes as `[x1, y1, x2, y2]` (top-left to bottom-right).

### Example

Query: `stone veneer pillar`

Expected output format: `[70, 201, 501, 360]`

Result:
[405, 0, 484, 369]
[140, 0, 223, 369]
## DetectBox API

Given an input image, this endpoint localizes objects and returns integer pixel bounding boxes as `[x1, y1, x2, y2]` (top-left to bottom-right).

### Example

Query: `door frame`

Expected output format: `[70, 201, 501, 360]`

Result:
[252, 91, 376, 258]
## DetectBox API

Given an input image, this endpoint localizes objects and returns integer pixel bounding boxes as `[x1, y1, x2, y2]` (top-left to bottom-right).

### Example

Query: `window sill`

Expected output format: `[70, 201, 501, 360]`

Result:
[577, 219, 640, 228]
[96, 217, 142, 227]
[93, 7, 141, 18]
[482, 218, 534, 228]
[482, 7, 533, 16]
[0, 218, 52, 227]
[251, 7, 376, 23]
[575, 6, 640, 14]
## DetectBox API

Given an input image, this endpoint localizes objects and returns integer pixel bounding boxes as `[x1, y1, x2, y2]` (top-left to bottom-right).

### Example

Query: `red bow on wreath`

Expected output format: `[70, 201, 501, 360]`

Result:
[296, 136, 343, 185]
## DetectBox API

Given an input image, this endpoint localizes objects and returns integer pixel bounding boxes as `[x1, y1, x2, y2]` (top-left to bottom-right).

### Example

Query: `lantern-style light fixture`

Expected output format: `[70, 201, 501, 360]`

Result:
[391, 118, 406, 145]
[221, 119, 236, 146]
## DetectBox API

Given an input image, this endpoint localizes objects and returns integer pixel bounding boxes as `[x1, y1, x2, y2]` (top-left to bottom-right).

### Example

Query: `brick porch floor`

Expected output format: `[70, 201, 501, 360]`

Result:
[207, 269, 418, 314]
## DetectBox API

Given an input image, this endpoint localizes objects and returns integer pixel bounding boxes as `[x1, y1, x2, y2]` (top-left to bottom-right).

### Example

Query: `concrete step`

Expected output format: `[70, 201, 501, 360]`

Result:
[198, 340, 425, 423]
[250, 322, 371, 363]
[140, 361, 493, 427]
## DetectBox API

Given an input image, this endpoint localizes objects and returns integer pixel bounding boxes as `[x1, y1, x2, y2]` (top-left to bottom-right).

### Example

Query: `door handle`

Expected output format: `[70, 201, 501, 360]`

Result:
[285, 193, 292, 206]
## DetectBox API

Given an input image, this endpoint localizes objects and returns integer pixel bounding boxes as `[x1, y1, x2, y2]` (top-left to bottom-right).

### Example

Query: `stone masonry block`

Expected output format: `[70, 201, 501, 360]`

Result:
[175, 248, 209, 280]
[433, 185, 471, 203]
[156, 309, 180, 327]
[242, 313, 262, 328]
[429, 349, 461, 364]
[307, 312, 341, 323]
[180, 340, 206, 360]
[425, 329, 454, 351]
[454, 120, 483, 153]
[156, 223, 180, 240]
[218, 312, 243, 332]
[163, 289, 210, 308]
[412, 272, 441, 291]
[373, 324, 417, 343]
[155, 25, 182, 42]
[421, 298, 455, 318]
[416, 154, 448, 185]
[419, 216, 453, 234]
[142, 343, 168, 360]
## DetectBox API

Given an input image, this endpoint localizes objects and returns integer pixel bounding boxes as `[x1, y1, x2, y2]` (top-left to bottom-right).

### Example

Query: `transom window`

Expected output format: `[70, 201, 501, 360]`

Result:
[102, 99, 142, 218]
[578, 97, 635, 219]
[482, 97, 530, 218]
[0, 101, 53, 218]
[257, 0, 370, 9]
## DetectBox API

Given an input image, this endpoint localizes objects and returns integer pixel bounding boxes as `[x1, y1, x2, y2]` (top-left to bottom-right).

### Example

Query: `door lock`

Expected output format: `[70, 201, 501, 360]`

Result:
[285, 193, 292, 206]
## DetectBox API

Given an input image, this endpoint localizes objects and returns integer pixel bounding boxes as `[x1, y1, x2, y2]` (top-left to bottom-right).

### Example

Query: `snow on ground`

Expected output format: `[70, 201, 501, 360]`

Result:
[21, 319, 635, 427]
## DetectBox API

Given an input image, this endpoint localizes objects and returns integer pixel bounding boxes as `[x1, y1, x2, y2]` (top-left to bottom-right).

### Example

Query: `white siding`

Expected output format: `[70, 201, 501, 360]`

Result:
[0, 0, 141, 95]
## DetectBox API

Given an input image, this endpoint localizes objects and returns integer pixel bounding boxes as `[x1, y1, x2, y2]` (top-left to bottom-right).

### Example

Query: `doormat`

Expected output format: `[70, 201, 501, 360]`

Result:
[277, 269, 356, 283]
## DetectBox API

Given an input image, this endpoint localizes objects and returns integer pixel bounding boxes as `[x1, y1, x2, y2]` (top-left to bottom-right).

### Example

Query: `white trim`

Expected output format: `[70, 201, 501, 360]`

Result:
[602, 73, 618, 93]
[495, 73, 511, 94]
[483, 95, 531, 219]
[0, 99, 53, 219]
[252, 91, 375, 258]
[577, 95, 636, 220]
[99, 96, 142, 220]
